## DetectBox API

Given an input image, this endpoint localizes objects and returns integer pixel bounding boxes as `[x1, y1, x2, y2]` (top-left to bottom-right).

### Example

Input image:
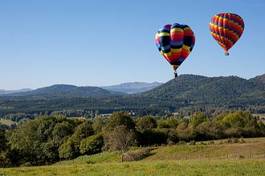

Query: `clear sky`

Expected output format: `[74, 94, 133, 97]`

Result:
[0, 0, 264, 89]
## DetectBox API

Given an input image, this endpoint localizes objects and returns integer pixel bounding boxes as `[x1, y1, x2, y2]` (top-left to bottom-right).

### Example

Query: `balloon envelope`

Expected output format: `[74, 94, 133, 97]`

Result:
[209, 13, 244, 55]
[155, 23, 195, 71]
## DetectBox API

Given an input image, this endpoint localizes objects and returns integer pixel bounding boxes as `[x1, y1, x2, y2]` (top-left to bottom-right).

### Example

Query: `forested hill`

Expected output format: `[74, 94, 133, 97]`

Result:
[103, 82, 162, 94]
[4, 84, 124, 98]
[0, 74, 265, 116]
[142, 74, 265, 106]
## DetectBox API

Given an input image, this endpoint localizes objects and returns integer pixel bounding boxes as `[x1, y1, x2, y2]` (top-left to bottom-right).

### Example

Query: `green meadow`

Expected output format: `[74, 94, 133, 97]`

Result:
[1, 138, 264, 176]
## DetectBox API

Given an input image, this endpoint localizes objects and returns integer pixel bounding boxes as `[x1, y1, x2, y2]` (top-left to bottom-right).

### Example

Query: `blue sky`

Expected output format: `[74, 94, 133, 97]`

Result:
[0, 0, 264, 89]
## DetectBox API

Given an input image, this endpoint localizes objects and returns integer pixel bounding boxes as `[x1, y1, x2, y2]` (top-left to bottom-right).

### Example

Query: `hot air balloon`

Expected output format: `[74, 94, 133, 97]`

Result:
[209, 13, 244, 56]
[155, 23, 195, 78]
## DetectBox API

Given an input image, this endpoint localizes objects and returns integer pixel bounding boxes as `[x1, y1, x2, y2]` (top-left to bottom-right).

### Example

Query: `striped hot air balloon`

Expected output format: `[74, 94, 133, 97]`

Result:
[155, 23, 195, 77]
[209, 13, 244, 55]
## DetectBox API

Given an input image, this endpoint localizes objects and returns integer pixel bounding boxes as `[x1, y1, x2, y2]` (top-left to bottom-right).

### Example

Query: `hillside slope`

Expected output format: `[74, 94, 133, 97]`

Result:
[5, 84, 124, 98]
[1, 138, 265, 176]
[103, 82, 163, 94]
[142, 74, 265, 107]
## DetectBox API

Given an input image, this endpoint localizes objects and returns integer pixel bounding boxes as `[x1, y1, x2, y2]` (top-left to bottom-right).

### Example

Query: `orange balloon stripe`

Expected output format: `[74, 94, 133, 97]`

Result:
[181, 48, 190, 58]
[230, 14, 244, 27]
[218, 16, 226, 46]
[209, 25, 233, 43]
[216, 15, 244, 33]
[211, 32, 233, 50]
[210, 23, 239, 43]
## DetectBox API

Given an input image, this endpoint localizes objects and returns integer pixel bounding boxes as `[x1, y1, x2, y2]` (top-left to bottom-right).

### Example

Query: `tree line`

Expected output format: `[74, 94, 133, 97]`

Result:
[0, 111, 265, 167]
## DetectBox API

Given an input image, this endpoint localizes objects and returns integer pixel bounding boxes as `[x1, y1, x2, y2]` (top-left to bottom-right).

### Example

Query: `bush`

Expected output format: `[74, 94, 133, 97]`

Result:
[137, 129, 167, 146]
[0, 129, 7, 151]
[224, 128, 243, 138]
[136, 116, 157, 131]
[80, 134, 104, 155]
[92, 117, 107, 133]
[58, 138, 77, 159]
[176, 126, 195, 141]
[167, 130, 179, 144]
[190, 112, 208, 127]
[226, 138, 240, 144]
[157, 118, 178, 129]
[72, 121, 94, 140]
[121, 148, 153, 162]
[232, 138, 239, 143]
[208, 141, 215, 145]
[178, 141, 186, 145]
[104, 125, 136, 152]
[107, 112, 135, 130]
[52, 121, 75, 144]
[221, 111, 258, 129]
[239, 138, 245, 143]
[188, 140, 196, 145]
[0, 152, 11, 167]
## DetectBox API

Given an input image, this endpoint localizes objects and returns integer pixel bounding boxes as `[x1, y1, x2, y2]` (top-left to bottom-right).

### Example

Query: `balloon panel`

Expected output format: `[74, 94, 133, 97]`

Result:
[155, 23, 195, 68]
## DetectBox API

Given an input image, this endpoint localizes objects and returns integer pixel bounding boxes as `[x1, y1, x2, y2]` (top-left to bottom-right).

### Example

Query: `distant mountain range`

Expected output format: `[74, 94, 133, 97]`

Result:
[0, 82, 163, 97]
[0, 89, 31, 95]
[102, 82, 163, 94]
[6, 84, 124, 98]
[0, 74, 264, 116]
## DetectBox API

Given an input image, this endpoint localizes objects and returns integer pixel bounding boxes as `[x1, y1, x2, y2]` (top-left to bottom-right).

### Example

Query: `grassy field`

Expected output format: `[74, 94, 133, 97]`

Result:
[1, 138, 265, 176]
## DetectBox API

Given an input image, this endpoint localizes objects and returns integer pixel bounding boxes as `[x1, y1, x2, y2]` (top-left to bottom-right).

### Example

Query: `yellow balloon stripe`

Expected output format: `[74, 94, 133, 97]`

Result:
[211, 32, 234, 47]
[158, 32, 170, 37]
[171, 28, 183, 33]
[171, 48, 182, 53]
[182, 44, 190, 51]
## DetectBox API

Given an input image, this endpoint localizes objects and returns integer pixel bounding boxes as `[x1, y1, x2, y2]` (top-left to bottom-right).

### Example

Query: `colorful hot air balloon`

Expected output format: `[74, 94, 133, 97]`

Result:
[155, 23, 195, 78]
[209, 13, 244, 55]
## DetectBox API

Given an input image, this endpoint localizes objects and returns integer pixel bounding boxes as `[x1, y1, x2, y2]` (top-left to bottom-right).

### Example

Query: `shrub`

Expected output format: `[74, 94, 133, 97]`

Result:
[137, 129, 167, 146]
[0, 152, 11, 167]
[239, 138, 245, 143]
[92, 117, 107, 133]
[104, 125, 136, 152]
[188, 140, 196, 145]
[167, 129, 179, 144]
[72, 121, 94, 140]
[227, 138, 233, 143]
[208, 141, 215, 145]
[221, 111, 258, 129]
[0, 129, 7, 151]
[224, 128, 243, 138]
[157, 118, 179, 129]
[178, 141, 186, 145]
[176, 126, 195, 141]
[190, 112, 208, 127]
[58, 138, 77, 159]
[232, 138, 239, 143]
[80, 135, 104, 155]
[121, 148, 153, 162]
[107, 112, 135, 130]
[136, 116, 157, 131]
